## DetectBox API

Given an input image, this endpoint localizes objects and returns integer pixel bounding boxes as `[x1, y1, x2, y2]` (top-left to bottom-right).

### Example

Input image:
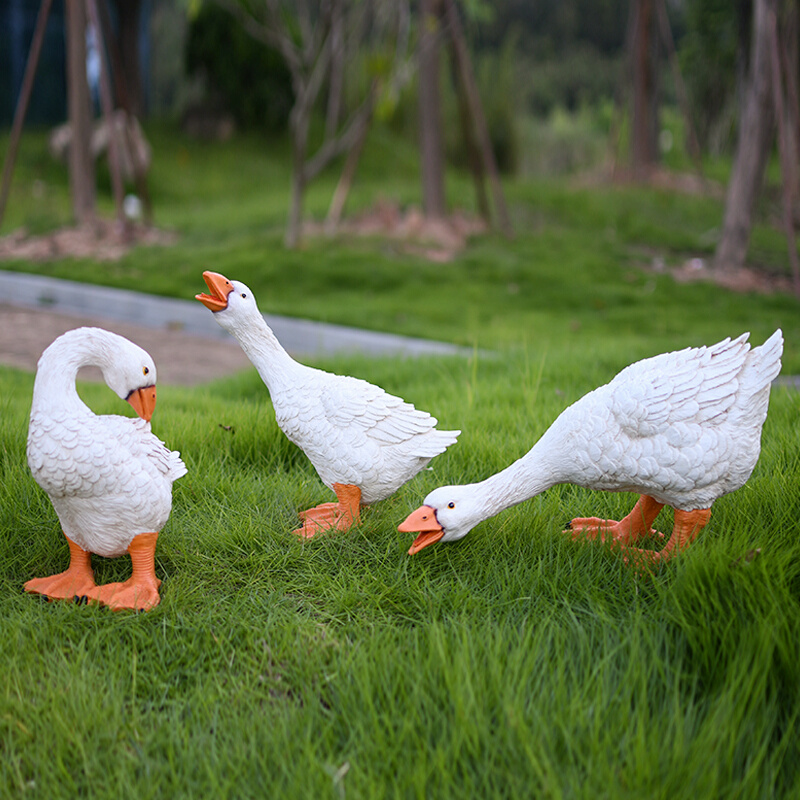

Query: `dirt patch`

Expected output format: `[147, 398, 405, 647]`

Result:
[0, 305, 251, 386]
[0, 220, 177, 263]
[572, 165, 726, 200]
[304, 200, 487, 262]
[648, 256, 799, 296]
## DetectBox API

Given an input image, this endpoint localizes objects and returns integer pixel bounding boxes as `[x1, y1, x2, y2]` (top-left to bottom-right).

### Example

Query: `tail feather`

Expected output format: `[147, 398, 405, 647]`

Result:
[742, 329, 783, 393]
[414, 429, 460, 458]
[732, 330, 783, 432]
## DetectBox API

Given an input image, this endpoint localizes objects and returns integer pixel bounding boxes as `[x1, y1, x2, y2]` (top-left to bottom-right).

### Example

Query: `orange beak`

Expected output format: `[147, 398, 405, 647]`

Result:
[398, 505, 444, 555]
[127, 385, 157, 422]
[196, 271, 234, 312]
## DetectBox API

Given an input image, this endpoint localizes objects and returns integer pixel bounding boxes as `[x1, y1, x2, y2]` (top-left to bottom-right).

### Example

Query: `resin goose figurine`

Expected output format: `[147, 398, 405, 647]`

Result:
[197, 271, 460, 537]
[25, 327, 187, 610]
[400, 331, 783, 566]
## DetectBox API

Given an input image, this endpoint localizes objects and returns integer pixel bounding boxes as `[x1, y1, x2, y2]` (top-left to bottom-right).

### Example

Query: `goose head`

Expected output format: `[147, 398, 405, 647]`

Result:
[399, 485, 487, 554]
[102, 336, 158, 422]
[196, 271, 261, 333]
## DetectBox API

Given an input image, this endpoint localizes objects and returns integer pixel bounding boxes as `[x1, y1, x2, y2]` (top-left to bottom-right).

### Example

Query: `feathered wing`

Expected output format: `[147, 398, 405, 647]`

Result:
[589, 331, 782, 505]
[318, 373, 460, 456]
[28, 413, 186, 500]
[271, 368, 459, 500]
[102, 416, 188, 483]
[609, 334, 750, 440]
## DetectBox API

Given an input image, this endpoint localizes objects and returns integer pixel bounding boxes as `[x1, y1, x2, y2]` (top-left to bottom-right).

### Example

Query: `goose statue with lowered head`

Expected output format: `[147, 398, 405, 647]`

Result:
[399, 331, 783, 566]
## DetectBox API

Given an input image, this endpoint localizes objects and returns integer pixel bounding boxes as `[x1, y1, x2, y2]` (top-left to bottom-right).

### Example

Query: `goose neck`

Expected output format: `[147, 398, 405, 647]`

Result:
[229, 315, 296, 387]
[31, 333, 108, 416]
[475, 443, 560, 519]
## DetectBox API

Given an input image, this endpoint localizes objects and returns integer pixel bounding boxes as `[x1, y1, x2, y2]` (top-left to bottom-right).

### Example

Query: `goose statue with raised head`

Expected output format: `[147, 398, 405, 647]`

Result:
[196, 271, 460, 537]
[25, 327, 187, 610]
[399, 331, 783, 566]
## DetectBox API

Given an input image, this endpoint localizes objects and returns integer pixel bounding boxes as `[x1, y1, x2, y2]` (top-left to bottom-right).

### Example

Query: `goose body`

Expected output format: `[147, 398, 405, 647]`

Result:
[197, 271, 459, 535]
[400, 331, 783, 564]
[26, 327, 186, 610]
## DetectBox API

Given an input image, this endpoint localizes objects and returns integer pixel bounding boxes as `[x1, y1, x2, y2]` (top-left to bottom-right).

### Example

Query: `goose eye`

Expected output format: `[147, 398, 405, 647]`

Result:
[143, 366, 149, 376]
[448, 502, 455, 509]
[241, 292, 247, 299]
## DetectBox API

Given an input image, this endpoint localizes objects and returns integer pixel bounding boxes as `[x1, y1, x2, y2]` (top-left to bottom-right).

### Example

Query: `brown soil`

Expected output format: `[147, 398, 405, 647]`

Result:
[0, 305, 251, 386]
[304, 200, 487, 262]
[0, 220, 177, 263]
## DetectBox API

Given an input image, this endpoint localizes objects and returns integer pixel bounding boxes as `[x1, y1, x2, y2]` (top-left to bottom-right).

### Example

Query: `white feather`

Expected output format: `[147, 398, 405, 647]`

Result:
[413, 331, 783, 545]
[27, 328, 186, 558]
[204, 279, 459, 504]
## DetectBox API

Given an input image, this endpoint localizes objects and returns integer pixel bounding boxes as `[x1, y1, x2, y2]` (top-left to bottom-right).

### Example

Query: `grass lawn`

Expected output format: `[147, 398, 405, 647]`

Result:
[1, 122, 800, 797]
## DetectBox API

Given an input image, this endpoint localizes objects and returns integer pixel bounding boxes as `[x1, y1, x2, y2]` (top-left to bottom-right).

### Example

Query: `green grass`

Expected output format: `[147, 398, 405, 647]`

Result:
[2, 120, 800, 797]
[1, 347, 799, 798]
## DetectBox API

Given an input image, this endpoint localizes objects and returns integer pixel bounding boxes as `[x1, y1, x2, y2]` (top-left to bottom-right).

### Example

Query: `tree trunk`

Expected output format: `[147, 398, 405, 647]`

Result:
[325, 86, 376, 234]
[114, 0, 144, 116]
[631, 0, 659, 176]
[285, 105, 309, 249]
[443, 0, 512, 235]
[450, 43, 489, 221]
[66, 0, 95, 223]
[418, 0, 446, 219]
[714, 0, 776, 273]
[326, 0, 344, 141]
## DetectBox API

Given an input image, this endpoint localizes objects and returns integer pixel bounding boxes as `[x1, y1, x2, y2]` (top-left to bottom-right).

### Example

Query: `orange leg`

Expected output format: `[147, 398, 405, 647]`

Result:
[86, 532, 161, 612]
[24, 535, 97, 601]
[566, 494, 665, 545]
[624, 508, 712, 570]
[293, 483, 363, 538]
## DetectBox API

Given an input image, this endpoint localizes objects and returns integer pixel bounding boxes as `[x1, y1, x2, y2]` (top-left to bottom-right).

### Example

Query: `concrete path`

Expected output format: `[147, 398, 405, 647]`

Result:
[0, 269, 470, 359]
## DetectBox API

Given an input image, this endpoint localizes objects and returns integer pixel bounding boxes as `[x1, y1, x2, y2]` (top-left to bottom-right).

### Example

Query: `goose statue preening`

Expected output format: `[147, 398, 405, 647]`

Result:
[399, 331, 783, 567]
[25, 327, 187, 611]
[196, 271, 460, 537]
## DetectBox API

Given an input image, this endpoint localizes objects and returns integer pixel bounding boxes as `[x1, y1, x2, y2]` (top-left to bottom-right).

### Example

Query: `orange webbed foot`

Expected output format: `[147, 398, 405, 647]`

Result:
[86, 577, 161, 612]
[567, 495, 666, 546]
[24, 536, 96, 602]
[84, 531, 161, 612]
[621, 507, 712, 571]
[565, 516, 663, 545]
[24, 570, 97, 602]
[292, 484, 363, 539]
[292, 505, 359, 538]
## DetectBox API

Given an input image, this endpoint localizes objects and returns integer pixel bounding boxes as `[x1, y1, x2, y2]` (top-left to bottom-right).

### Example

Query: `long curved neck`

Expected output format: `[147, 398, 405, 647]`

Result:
[30, 331, 112, 417]
[224, 313, 298, 394]
[473, 442, 561, 521]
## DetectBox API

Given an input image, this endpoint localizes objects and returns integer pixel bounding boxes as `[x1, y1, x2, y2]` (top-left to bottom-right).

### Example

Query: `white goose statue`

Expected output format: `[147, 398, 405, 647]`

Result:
[197, 271, 459, 537]
[399, 331, 783, 566]
[25, 327, 187, 610]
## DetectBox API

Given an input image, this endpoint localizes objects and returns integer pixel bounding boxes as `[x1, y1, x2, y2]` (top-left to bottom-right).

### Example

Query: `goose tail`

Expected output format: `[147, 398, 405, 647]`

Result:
[415, 429, 461, 458]
[744, 329, 784, 393]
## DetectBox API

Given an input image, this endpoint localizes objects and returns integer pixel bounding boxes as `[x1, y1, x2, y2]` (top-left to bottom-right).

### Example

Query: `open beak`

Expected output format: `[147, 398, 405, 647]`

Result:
[398, 505, 444, 555]
[127, 385, 157, 422]
[196, 271, 234, 312]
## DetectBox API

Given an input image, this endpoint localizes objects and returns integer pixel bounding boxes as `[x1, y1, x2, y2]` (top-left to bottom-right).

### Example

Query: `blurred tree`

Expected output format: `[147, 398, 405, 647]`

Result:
[714, 0, 775, 273]
[631, 0, 660, 175]
[418, 0, 446, 219]
[66, 0, 95, 222]
[714, 0, 800, 292]
[110, 0, 144, 117]
[215, 0, 412, 248]
[679, 0, 748, 154]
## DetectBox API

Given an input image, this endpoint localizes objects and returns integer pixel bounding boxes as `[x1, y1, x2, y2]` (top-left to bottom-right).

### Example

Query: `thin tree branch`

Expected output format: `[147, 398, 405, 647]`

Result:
[0, 0, 54, 228]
